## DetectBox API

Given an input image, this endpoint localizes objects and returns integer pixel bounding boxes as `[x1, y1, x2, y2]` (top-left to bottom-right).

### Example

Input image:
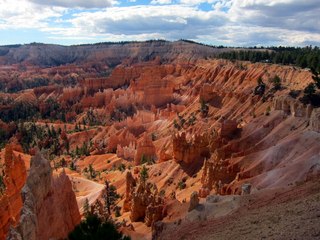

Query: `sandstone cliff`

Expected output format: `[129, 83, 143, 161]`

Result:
[0, 145, 26, 240]
[7, 152, 80, 240]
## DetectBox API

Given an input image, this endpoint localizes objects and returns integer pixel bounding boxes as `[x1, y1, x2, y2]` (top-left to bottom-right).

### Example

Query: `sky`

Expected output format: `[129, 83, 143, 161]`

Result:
[0, 0, 319, 46]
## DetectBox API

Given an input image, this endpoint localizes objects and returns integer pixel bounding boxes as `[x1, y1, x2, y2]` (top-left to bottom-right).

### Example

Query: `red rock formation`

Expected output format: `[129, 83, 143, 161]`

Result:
[0, 145, 27, 240]
[123, 172, 136, 212]
[134, 133, 156, 166]
[7, 152, 80, 240]
[108, 129, 136, 153]
[130, 181, 165, 227]
[273, 95, 313, 118]
[172, 131, 210, 165]
[199, 84, 222, 107]
[80, 91, 106, 108]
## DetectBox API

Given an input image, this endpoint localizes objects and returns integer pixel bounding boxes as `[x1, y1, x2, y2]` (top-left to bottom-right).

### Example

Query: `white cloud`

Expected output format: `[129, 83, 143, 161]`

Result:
[179, 0, 217, 5]
[228, 0, 320, 32]
[151, 0, 172, 4]
[0, 0, 64, 30]
[67, 5, 226, 37]
[27, 0, 116, 8]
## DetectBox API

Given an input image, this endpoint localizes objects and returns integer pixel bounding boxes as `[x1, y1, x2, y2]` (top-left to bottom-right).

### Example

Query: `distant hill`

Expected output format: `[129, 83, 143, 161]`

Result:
[0, 40, 235, 67]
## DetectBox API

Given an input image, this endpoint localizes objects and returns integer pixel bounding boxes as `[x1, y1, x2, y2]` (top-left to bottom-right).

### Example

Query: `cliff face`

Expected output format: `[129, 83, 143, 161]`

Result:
[0, 145, 27, 240]
[0, 41, 230, 67]
[7, 152, 80, 240]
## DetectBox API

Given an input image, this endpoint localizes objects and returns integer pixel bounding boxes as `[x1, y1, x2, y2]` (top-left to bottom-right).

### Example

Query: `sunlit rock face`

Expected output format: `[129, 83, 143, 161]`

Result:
[7, 152, 80, 240]
[0, 145, 27, 240]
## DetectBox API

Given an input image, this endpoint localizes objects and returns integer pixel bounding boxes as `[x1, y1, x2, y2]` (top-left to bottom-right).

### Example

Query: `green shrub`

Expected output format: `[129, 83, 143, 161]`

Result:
[178, 180, 186, 190]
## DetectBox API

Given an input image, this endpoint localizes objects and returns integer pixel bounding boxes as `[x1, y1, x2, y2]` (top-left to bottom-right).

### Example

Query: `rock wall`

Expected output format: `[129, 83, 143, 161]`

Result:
[7, 152, 80, 240]
[273, 95, 313, 118]
[0, 145, 27, 240]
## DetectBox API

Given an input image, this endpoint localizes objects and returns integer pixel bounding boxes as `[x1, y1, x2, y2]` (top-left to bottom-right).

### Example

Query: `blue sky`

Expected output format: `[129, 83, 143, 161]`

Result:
[0, 0, 319, 46]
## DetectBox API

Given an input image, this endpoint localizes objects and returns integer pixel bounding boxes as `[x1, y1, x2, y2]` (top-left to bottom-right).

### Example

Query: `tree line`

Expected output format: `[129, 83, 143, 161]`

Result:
[218, 46, 320, 72]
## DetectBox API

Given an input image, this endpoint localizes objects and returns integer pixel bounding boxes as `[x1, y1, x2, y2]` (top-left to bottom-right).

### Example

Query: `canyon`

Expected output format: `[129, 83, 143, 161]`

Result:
[0, 41, 319, 240]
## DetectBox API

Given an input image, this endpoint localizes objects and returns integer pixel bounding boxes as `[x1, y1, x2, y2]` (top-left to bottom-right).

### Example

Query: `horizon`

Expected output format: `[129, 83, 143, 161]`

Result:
[0, 39, 319, 48]
[0, 0, 319, 47]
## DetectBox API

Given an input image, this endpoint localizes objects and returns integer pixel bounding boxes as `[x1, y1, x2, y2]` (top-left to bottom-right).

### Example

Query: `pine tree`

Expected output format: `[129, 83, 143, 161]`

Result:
[272, 75, 282, 90]
[304, 83, 316, 96]
[88, 164, 96, 179]
[83, 198, 90, 217]
[140, 165, 148, 183]
[103, 180, 120, 215]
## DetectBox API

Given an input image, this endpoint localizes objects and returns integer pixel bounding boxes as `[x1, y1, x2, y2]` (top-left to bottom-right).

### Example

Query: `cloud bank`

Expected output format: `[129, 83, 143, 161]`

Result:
[0, 0, 319, 46]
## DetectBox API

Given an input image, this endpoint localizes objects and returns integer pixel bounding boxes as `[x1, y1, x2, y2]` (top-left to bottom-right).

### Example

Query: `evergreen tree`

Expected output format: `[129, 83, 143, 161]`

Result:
[272, 75, 282, 90]
[140, 165, 149, 183]
[68, 213, 130, 240]
[88, 164, 96, 179]
[83, 198, 90, 217]
[103, 180, 120, 215]
[304, 83, 316, 96]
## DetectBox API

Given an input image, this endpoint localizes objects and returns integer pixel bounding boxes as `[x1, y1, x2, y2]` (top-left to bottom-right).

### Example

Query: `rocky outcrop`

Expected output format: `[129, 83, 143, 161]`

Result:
[273, 96, 313, 118]
[134, 134, 157, 166]
[172, 132, 210, 165]
[130, 182, 165, 227]
[108, 129, 137, 153]
[125, 172, 165, 227]
[199, 159, 214, 198]
[0, 145, 27, 240]
[188, 191, 199, 212]
[7, 152, 80, 240]
[199, 84, 222, 107]
[199, 152, 236, 198]
[123, 172, 136, 212]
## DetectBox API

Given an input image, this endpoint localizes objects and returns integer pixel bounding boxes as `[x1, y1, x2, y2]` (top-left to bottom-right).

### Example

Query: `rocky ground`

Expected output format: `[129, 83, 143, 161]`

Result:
[158, 180, 320, 240]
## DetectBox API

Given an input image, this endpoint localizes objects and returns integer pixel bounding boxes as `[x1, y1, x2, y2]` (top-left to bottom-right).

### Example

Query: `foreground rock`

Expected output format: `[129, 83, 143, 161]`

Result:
[0, 145, 27, 239]
[7, 152, 80, 240]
